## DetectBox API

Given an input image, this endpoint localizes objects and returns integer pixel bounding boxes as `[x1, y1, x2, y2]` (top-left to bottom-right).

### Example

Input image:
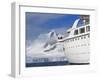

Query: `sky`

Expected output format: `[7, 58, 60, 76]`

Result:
[25, 12, 84, 42]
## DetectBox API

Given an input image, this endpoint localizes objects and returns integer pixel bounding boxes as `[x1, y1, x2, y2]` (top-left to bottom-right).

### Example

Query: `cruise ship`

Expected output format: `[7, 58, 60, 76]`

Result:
[58, 15, 90, 64]
[43, 15, 90, 64]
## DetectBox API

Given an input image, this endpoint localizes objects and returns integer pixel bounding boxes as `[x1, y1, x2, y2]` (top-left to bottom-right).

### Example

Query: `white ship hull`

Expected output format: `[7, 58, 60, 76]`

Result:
[64, 33, 90, 64]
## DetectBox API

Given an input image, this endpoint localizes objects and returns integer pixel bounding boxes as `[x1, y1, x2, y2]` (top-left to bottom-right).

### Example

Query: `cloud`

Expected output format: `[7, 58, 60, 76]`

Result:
[26, 33, 50, 59]
[26, 31, 67, 63]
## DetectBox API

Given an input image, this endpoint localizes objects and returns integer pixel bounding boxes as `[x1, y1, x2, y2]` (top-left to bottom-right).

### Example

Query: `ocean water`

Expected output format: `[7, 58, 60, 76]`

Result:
[26, 57, 69, 67]
[26, 32, 69, 67]
[26, 61, 69, 67]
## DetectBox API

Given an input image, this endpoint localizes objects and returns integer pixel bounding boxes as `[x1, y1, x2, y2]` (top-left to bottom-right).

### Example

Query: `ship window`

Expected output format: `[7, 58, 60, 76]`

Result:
[74, 29, 78, 35]
[84, 36, 86, 39]
[86, 26, 90, 32]
[80, 28, 85, 33]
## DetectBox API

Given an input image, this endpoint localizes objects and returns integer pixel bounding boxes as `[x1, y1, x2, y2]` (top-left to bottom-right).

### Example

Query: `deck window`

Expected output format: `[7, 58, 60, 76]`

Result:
[80, 28, 85, 33]
[74, 29, 78, 35]
[86, 26, 90, 32]
[75, 38, 77, 40]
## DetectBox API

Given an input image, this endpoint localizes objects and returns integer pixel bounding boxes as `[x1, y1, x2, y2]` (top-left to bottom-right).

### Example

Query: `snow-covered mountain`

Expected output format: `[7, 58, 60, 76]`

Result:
[26, 30, 67, 63]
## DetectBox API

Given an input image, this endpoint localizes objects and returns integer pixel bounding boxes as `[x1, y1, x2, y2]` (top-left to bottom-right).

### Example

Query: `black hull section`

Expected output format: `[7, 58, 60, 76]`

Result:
[69, 63, 90, 65]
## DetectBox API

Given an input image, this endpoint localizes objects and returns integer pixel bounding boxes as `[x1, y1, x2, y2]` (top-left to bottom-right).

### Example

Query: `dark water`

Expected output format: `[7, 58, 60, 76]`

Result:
[26, 61, 69, 67]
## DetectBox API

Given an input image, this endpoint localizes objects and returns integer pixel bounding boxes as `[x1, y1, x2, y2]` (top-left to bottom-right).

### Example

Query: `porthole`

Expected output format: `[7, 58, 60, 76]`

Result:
[75, 38, 77, 40]
[84, 36, 86, 39]
[81, 36, 83, 39]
